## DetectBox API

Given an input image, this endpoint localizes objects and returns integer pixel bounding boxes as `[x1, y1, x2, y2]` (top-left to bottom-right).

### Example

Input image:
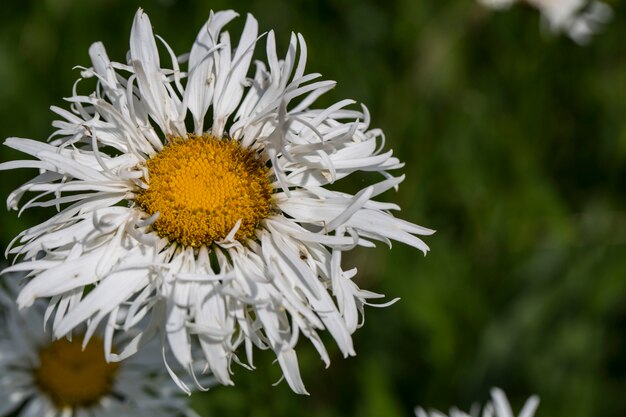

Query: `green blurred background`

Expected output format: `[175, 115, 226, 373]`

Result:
[1, 0, 625, 416]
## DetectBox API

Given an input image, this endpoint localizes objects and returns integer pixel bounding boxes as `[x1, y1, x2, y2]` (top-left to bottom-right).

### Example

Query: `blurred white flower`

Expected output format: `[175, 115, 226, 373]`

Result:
[478, 0, 612, 44]
[415, 387, 540, 417]
[0, 280, 201, 417]
[0, 7, 433, 394]
[479, 0, 516, 9]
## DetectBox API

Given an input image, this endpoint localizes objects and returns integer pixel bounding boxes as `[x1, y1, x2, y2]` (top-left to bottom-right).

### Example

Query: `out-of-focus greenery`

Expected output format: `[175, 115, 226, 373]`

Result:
[1, 0, 625, 416]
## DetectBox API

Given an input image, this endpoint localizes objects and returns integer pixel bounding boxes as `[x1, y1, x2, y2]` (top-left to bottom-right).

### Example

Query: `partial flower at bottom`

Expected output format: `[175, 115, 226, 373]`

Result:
[0, 8, 434, 394]
[414, 387, 540, 417]
[0, 280, 201, 417]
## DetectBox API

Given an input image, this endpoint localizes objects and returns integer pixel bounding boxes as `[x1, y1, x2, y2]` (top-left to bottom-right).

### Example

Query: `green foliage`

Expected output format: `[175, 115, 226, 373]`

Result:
[1, 0, 625, 416]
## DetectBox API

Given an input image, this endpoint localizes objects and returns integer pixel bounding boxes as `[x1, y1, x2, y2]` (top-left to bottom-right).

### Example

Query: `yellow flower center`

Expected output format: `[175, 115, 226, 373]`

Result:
[35, 337, 119, 408]
[136, 134, 273, 247]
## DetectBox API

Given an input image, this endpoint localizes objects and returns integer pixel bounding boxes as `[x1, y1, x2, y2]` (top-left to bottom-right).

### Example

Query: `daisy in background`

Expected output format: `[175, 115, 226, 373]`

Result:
[415, 387, 540, 417]
[478, 0, 612, 44]
[0, 278, 202, 417]
[0, 8, 433, 394]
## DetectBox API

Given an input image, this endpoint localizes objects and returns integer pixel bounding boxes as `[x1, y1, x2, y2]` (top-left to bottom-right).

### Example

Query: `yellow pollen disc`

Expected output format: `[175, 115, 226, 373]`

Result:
[136, 134, 273, 247]
[35, 337, 119, 408]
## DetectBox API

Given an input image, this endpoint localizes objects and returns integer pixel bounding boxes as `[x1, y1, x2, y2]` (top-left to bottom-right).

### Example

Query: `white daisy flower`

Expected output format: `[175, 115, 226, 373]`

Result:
[414, 387, 540, 417]
[0, 280, 200, 417]
[478, 0, 612, 44]
[0, 8, 433, 394]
